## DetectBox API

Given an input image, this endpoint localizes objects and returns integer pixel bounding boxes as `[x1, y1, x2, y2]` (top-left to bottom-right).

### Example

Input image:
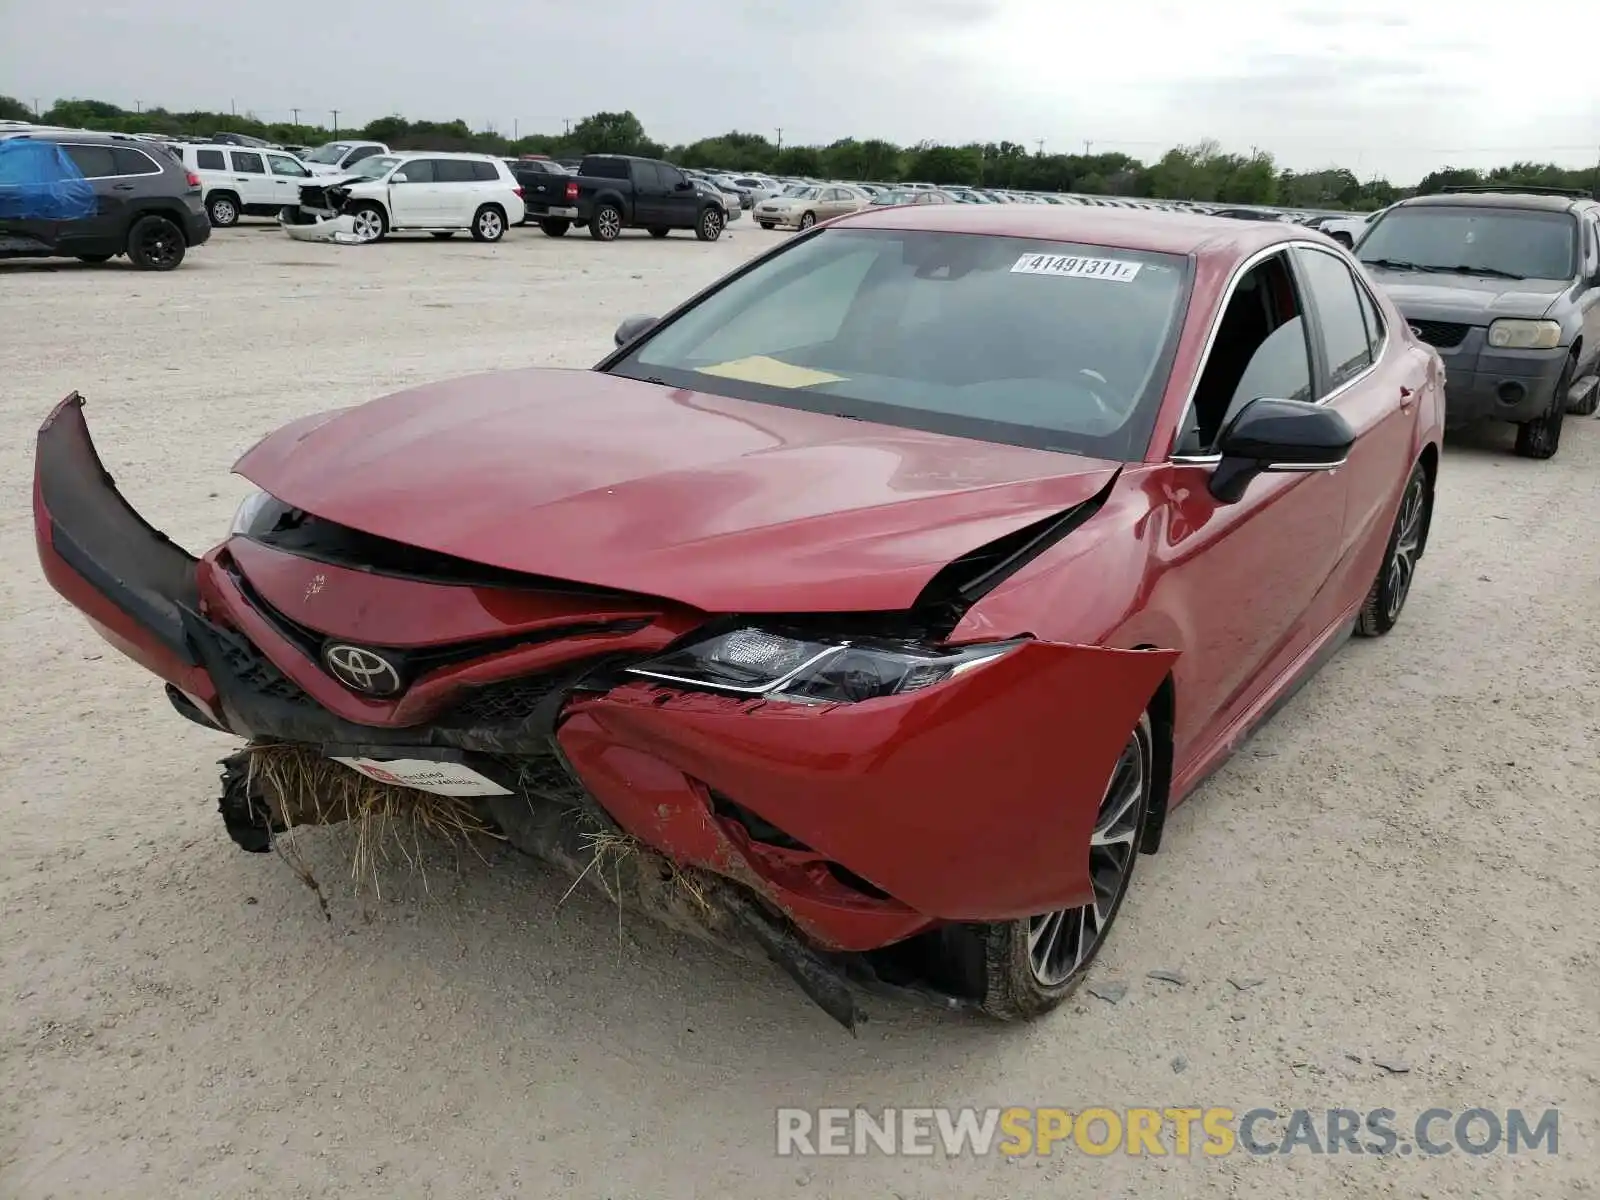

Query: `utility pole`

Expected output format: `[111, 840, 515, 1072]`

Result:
[563, 117, 571, 134]
[331, 110, 340, 137]
[32, 97, 41, 116]
[291, 107, 300, 126]
[1035, 139, 1045, 155]
[775, 127, 783, 152]
[134, 100, 142, 113]
[1084, 139, 1093, 155]
[231, 98, 237, 116]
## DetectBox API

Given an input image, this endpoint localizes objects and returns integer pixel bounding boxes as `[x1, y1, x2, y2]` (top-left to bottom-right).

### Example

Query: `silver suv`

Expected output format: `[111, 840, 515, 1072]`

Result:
[1355, 187, 1600, 459]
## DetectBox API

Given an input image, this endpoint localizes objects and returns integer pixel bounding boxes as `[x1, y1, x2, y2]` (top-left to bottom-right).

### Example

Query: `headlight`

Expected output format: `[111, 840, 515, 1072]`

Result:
[1486, 319, 1562, 350]
[627, 627, 1023, 704]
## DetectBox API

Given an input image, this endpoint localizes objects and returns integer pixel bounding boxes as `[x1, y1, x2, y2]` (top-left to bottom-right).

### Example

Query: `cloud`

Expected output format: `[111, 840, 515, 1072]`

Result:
[3, 0, 1595, 184]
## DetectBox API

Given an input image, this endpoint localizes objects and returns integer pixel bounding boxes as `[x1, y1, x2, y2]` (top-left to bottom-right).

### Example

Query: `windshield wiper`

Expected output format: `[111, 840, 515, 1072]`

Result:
[1443, 264, 1527, 281]
[1361, 258, 1447, 274]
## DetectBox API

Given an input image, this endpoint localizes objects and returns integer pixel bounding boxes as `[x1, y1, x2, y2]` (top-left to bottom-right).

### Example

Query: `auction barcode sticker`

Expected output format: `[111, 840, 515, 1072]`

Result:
[1011, 253, 1142, 282]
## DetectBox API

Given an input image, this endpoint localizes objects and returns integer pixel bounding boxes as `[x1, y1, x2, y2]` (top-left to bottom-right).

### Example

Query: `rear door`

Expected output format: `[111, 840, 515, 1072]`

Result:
[226, 150, 272, 209]
[431, 159, 481, 225]
[1291, 244, 1420, 599]
[55, 143, 124, 250]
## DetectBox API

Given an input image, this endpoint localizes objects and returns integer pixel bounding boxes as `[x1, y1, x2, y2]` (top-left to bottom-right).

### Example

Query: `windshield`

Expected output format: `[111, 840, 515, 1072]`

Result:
[782, 186, 821, 200]
[1358, 206, 1577, 280]
[305, 142, 353, 165]
[608, 229, 1191, 460]
[350, 155, 401, 179]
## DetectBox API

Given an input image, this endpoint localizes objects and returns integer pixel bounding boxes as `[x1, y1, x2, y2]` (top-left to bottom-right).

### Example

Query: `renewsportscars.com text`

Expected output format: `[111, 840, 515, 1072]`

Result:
[775, 1106, 1560, 1158]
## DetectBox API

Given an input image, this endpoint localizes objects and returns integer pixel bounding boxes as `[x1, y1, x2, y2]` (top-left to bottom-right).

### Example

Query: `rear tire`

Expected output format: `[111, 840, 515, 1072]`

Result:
[126, 214, 186, 270]
[1514, 356, 1572, 459]
[589, 203, 623, 241]
[207, 193, 241, 227]
[1356, 460, 1429, 637]
[471, 205, 506, 242]
[799, 211, 817, 230]
[539, 218, 571, 237]
[648, 226, 670, 238]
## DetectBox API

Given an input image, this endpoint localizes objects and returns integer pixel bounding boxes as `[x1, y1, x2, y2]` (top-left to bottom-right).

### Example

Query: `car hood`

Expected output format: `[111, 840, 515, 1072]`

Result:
[232, 368, 1121, 613]
[1363, 269, 1567, 321]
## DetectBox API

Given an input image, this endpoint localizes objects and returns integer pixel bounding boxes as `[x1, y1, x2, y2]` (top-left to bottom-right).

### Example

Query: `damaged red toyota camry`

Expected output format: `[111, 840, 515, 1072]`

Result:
[34, 205, 1444, 1029]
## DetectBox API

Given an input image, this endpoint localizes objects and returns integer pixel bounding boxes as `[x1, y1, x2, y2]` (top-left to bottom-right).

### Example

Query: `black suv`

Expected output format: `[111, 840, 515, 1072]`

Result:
[0, 129, 211, 270]
[1355, 186, 1600, 458]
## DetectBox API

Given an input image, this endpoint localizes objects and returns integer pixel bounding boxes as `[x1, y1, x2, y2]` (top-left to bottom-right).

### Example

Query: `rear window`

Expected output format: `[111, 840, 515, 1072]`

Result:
[581, 157, 630, 180]
[112, 147, 161, 175]
[609, 228, 1193, 461]
[434, 159, 476, 183]
[1358, 205, 1578, 281]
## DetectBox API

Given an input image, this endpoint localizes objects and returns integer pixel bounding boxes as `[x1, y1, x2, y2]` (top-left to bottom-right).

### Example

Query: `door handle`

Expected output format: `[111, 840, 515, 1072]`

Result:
[1399, 385, 1416, 410]
[112, 183, 135, 191]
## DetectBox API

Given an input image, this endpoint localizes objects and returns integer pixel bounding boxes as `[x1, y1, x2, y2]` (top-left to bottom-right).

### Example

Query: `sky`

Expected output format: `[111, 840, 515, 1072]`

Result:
[3, 0, 1597, 184]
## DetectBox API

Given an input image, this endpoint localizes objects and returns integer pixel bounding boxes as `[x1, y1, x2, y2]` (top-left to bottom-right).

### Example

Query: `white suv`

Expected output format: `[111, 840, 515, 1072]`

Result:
[283, 152, 527, 243]
[176, 143, 315, 227]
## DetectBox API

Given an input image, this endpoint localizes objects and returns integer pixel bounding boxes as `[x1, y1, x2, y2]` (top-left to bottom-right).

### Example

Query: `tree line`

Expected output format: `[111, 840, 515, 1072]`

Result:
[6, 96, 1596, 211]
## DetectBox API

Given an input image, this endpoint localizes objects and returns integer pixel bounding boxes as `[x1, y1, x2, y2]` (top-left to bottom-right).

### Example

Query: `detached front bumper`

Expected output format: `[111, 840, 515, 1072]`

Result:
[278, 211, 359, 243]
[34, 396, 1174, 962]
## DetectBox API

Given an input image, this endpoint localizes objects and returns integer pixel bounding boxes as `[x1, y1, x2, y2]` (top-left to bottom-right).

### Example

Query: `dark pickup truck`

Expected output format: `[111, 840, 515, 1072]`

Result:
[527, 153, 728, 242]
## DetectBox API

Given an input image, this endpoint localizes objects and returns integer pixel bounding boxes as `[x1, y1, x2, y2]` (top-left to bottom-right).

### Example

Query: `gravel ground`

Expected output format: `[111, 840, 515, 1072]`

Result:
[2, 222, 1596, 1199]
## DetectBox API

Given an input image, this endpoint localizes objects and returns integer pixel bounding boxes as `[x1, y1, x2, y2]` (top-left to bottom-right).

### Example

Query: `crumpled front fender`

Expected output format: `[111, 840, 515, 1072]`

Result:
[561, 639, 1177, 926]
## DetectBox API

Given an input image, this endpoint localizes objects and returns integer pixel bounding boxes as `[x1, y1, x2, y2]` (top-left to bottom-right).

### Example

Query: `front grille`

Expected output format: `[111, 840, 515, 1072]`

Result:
[209, 622, 316, 708]
[1410, 320, 1470, 349]
[448, 673, 566, 725]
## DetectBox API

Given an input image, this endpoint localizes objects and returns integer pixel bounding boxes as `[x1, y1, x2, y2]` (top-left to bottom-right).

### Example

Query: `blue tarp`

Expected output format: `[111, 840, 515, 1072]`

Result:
[0, 139, 98, 221]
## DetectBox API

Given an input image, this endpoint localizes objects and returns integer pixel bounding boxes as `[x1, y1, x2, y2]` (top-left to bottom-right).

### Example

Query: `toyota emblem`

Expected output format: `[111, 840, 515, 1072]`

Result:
[322, 643, 403, 696]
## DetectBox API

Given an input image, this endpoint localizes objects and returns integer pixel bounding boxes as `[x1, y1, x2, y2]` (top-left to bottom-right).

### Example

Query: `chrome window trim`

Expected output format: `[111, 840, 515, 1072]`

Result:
[58, 141, 164, 181]
[1164, 238, 1386, 462]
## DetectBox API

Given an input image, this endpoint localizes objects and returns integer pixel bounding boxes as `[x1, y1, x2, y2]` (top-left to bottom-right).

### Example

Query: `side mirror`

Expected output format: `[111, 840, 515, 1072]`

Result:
[1209, 397, 1355, 504]
[614, 314, 659, 348]
[675, 179, 694, 191]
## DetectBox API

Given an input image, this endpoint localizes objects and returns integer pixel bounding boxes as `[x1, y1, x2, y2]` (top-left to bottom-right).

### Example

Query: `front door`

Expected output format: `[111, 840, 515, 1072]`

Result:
[265, 153, 311, 214]
[387, 159, 438, 225]
[1152, 249, 1348, 764]
[631, 161, 667, 225]
[653, 163, 696, 225]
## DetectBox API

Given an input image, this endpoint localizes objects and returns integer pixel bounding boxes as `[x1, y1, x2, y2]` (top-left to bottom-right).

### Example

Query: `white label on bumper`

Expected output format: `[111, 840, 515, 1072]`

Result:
[331, 756, 512, 797]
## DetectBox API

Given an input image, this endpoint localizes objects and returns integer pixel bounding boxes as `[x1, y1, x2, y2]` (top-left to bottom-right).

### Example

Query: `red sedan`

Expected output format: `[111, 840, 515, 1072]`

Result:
[33, 205, 1444, 1028]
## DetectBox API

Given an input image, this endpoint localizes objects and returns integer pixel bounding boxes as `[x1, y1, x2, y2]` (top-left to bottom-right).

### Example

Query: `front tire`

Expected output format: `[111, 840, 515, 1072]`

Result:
[126, 215, 186, 270]
[471, 205, 506, 242]
[1514, 356, 1572, 459]
[696, 206, 725, 242]
[957, 713, 1154, 1020]
[799, 211, 817, 230]
[348, 203, 387, 243]
[1356, 460, 1429, 638]
[589, 203, 623, 241]
[758, 221, 776, 230]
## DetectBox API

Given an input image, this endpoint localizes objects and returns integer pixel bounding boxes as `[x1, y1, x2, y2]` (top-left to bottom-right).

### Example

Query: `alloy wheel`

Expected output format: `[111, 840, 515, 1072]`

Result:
[140, 223, 182, 269]
[800, 212, 816, 229]
[478, 210, 503, 240]
[597, 207, 622, 239]
[702, 211, 722, 238]
[210, 198, 237, 226]
[351, 210, 383, 242]
[1026, 719, 1149, 987]
[1385, 472, 1427, 622]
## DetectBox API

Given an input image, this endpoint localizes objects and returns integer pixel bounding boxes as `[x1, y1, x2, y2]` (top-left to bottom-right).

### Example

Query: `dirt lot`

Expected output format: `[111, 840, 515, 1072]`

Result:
[2, 222, 1596, 1199]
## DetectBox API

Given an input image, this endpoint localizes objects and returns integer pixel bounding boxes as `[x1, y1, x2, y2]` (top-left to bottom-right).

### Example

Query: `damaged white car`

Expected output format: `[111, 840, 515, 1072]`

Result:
[279, 152, 527, 244]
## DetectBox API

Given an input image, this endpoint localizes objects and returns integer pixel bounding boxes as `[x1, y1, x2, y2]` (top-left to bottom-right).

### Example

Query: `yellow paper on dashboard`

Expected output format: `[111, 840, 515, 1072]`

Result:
[696, 355, 846, 389]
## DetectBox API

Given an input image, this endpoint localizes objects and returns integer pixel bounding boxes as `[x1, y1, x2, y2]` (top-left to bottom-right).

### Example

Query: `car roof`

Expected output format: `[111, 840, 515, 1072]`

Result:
[834, 203, 1313, 261]
[391, 150, 499, 160]
[1396, 191, 1592, 214]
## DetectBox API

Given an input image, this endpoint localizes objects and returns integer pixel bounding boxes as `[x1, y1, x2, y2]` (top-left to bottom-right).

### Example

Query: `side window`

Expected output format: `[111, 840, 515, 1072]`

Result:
[432, 159, 475, 183]
[1181, 252, 1313, 454]
[230, 151, 265, 174]
[1296, 248, 1374, 394]
[469, 160, 498, 182]
[345, 146, 382, 165]
[62, 144, 117, 178]
[267, 155, 308, 177]
[111, 147, 161, 175]
[632, 161, 661, 190]
[1584, 214, 1600, 279]
[195, 148, 226, 170]
[657, 164, 685, 189]
[395, 159, 436, 183]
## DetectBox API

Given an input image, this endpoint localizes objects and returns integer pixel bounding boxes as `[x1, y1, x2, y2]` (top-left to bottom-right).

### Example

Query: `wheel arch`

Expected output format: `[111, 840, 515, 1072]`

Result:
[127, 203, 196, 245]
[1415, 441, 1439, 558]
[1131, 654, 1175, 854]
